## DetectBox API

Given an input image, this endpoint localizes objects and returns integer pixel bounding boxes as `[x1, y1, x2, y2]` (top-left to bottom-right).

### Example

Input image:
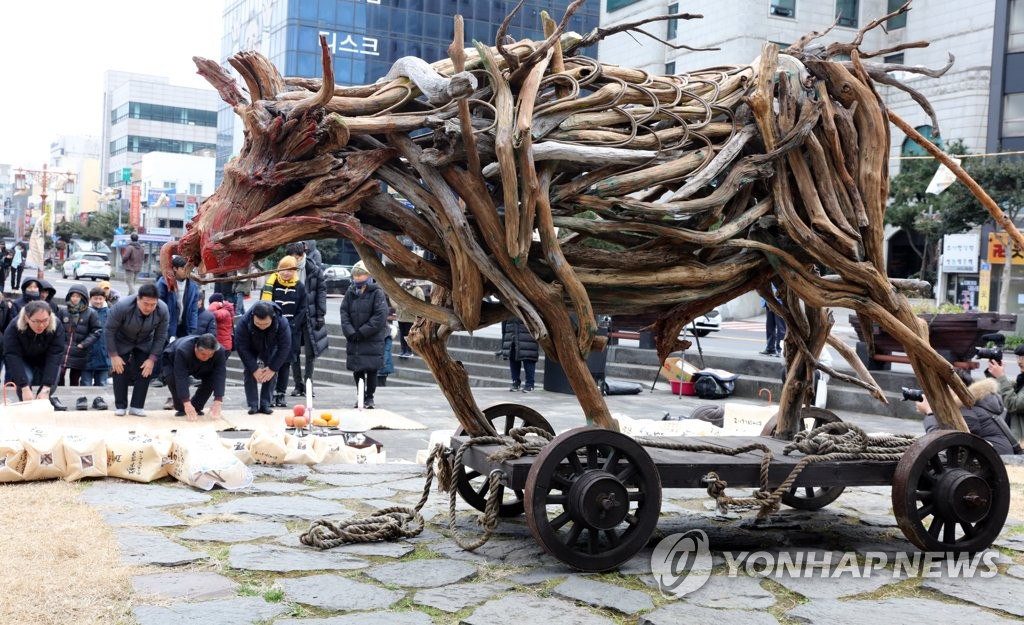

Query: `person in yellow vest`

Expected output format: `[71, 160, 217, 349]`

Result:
[260, 255, 307, 407]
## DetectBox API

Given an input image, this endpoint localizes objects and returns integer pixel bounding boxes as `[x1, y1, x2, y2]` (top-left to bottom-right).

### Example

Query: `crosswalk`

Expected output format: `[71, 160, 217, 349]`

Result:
[721, 320, 765, 332]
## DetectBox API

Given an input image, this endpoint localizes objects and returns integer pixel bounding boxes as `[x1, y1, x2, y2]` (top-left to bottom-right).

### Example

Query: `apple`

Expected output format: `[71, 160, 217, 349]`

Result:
[293, 405, 306, 417]
[293, 416, 308, 428]
[285, 414, 295, 427]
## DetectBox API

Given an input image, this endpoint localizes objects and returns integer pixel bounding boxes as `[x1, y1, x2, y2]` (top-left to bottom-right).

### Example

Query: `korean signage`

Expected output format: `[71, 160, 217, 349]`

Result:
[941, 233, 979, 273]
[987, 233, 1024, 265]
[129, 186, 141, 228]
[184, 195, 198, 222]
[319, 30, 379, 56]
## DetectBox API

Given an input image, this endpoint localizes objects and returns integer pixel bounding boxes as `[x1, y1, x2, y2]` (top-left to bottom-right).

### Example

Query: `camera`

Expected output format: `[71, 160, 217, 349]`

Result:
[901, 387, 924, 402]
[975, 346, 1003, 365]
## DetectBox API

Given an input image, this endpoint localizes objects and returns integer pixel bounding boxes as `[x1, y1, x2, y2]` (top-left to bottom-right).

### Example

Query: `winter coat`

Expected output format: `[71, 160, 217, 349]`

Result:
[3, 311, 67, 389]
[260, 273, 307, 359]
[156, 277, 200, 339]
[299, 257, 329, 357]
[86, 305, 111, 371]
[195, 309, 217, 338]
[11, 277, 44, 318]
[500, 319, 539, 362]
[233, 306, 292, 373]
[104, 295, 170, 360]
[924, 378, 1015, 456]
[161, 335, 227, 402]
[208, 301, 236, 350]
[0, 299, 15, 358]
[121, 241, 144, 272]
[61, 285, 102, 371]
[339, 281, 388, 372]
[38, 280, 60, 316]
[395, 283, 425, 324]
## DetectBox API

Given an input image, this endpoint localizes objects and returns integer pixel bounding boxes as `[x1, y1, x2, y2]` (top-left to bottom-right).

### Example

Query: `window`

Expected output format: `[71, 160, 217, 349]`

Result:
[665, 61, 676, 75]
[1011, 0, 1024, 52]
[109, 135, 216, 156]
[162, 181, 176, 191]
[109, 102, 216, 127]
[1005, 93, 1024, 137]
[886, 0, 906, 29]
[883, 53, 905, 65]
[189, 183, 203, 196]
[901, 125, 941, 156]
[836, 0, 858, 28]
[667, 4, 678, 40]
[606, 0, 641, 11]
[770, 0, 795, 18]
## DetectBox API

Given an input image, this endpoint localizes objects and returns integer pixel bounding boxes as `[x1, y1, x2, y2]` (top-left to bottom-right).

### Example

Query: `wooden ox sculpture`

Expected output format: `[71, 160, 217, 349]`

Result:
[169, 4, 1021, 439]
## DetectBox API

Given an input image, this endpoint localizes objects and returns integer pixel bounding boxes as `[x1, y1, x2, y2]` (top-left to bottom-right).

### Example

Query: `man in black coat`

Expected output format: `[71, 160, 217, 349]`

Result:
[160, 333, 226, 421]
[234, 302, 292, 414]
[339, 261, 388, 409]
[500, 318, 540, 392]
[61, 284, 102, 408]
[105, 283, 169, 417]
[285, 242, 329, 397]
[3, 301, 67, 401]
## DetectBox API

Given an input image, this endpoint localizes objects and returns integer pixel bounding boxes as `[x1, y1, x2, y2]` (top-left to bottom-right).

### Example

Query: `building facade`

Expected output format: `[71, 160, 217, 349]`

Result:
[49, 135, 101, 224]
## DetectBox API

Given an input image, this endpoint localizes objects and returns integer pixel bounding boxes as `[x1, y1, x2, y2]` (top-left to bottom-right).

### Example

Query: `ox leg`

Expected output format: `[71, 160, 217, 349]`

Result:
[407, 320, 497, 437]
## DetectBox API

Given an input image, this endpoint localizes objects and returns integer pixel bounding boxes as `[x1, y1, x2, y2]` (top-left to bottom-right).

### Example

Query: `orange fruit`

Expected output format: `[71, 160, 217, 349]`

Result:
[284, 414, 295, 427]
[312, 417, 328, 427]
[293, 416, 308, 428]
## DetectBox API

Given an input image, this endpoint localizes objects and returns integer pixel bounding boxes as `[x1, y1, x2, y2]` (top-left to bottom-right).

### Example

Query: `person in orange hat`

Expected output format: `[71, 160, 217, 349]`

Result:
[98, 280, 122, 305]
[260, 255, 307, 407]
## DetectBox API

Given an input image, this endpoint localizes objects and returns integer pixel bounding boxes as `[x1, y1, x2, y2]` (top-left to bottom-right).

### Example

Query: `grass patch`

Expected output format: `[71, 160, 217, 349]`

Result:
[263, 588, 285, 603]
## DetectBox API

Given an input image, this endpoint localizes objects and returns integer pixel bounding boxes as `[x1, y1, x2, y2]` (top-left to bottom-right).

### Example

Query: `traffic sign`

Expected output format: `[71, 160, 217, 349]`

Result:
[121, 167, 132, 182]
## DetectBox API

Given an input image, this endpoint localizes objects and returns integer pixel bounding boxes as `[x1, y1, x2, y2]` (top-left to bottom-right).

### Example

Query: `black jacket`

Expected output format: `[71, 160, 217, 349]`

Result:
[196, 309, 217, 338]
[300, 257, 329, 357]
[261, 275, 307, 360]
[501, 318, 540, 362]
[3, 314, 67, 389]
[61, 285, 102, 371]
[161, 335, 227, 401]
[340, 281, 388, 372]
[233, 307, 293, 373]
[104, 295, 170, 360]
[924, 378, 1015, 456]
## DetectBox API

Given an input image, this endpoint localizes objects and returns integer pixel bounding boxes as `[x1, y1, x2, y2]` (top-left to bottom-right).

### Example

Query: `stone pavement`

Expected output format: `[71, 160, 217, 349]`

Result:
[75, 384, 1024, 625]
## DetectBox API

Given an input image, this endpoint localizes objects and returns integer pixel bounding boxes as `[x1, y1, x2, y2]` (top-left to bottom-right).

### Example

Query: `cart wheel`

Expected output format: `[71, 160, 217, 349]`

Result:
[760, 407, 846, 510]
[524, 427, 661, 572]
[454, 403, 554, 518]
[892, 430, 1010, 553]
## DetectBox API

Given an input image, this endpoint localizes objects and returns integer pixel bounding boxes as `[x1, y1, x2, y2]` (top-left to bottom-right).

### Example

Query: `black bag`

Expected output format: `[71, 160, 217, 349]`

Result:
[600, 379, 643, 396]
[692, 374, 735, 400]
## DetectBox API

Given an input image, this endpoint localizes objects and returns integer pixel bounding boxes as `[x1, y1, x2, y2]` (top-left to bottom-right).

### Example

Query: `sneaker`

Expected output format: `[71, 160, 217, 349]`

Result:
[92, 397, 108, 411]
[509, 384, 521, 392]
[151, 379, 165, 388]
[758, 349, 776, 356]
[114, 408, 127, 417]
[129, 407, 146, 417]
[272, 393, 288, 408]
[76, 396, 89, 411]
[289, 387, 305, 397]
[50, 397, 67, 411]
[247, 407, 258, 415]
[365, 398, 375, 409]
[258, 406, 274, 415]
[163, 397, 175, 410]
[523, 386, 534, 393]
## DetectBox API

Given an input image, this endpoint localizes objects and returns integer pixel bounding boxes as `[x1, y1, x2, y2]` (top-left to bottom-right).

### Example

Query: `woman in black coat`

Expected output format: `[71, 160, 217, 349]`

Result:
[501, 318, 540, 392]
[339, 262, 388, 409]
[4, 301, 67, 401]
[61, 284, 102, 386]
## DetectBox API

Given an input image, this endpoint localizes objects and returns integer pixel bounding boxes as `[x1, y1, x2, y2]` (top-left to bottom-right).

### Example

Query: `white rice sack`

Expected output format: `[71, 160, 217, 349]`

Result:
[21, 427, 66, 481]
[62, 431, 108, 481]
[106, 432, 173, 483]
[0, 437, 27, 483]
[246, 429, 289, 465]
[168, 431, 253, 491]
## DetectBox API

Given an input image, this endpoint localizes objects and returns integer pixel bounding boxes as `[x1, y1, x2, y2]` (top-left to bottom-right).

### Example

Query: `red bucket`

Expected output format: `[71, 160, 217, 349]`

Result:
[669, 380, 696, 396]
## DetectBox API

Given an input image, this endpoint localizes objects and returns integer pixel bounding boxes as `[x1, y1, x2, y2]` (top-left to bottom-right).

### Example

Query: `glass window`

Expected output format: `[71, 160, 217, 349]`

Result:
[884, 52, 905, 65]
[299, 0, 318, 20]
[770, 0, 795, 18]
[189, 183, 203, 196]
[1005, 93, 1024, 137]
[667, 4, 678, 40]
[887, 0, 906, 29]
[901, 125, 941, 156]
[836, 0, 858, 28]
[607, 0, 642, 11]
[1011, 0, 1024, 52]
[665, 61, 676, 75]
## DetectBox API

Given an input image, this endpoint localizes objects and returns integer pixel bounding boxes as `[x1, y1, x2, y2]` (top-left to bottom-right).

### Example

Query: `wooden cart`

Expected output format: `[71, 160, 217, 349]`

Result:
[450, 404, 1011, 572]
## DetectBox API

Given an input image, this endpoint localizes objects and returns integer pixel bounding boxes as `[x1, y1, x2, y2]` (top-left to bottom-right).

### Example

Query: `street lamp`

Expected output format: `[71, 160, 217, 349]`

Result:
[14, 164, 77, 278]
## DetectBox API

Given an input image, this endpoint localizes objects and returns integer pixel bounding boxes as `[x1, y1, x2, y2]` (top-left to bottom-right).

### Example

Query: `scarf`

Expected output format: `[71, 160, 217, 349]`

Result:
[67, 298, 88, 325]
[275, 273, 298, 288]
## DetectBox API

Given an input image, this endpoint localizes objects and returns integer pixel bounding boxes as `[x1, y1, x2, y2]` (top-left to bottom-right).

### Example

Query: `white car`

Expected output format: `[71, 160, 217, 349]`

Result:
[62, 252, 112, 280]
[684, 307, 723, 337]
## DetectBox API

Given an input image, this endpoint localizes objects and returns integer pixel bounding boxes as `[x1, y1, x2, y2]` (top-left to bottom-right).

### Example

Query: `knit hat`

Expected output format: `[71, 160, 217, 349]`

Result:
[98, 281, 111, 289]
[277, 255, 298, 270]
[209, 293, 225, 303]
[352, 260, 369, 276]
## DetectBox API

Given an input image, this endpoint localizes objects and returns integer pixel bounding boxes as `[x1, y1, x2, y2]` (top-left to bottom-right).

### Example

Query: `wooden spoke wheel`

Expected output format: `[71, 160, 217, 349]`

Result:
[760, 407, 846, 510]
[524, 427, 661, 572]
[892, 431, 1010, 553]
[454, 403, 554, 518]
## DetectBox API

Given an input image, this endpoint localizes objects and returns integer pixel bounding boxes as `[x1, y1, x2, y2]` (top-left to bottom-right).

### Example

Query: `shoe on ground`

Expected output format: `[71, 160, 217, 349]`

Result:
[509, 384, 521, 392]
[50, 397, 67, 411]
[151, 379, 165, 388]
[758, 349, 776, 356]
[248, 407, 258, 415]
[76, 396, 89, 411]
[114, 408, 127, 417]
[258, 406, 274, 415]
[364, 398, 375, 409]
[272, 394, 288, 408]
[129, 407, 146, 417]
[92, 397, 108, 411]
[163, 397, 175, 410]
[175, 410, 205, 417]
[523, 386, 534, 393]
[289, 387, 305, 397]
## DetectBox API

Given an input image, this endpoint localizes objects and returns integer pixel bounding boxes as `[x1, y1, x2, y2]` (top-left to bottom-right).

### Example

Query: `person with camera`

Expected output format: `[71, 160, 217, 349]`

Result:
[986, 344, 1024, 441]
[912, 370, 1015, 456]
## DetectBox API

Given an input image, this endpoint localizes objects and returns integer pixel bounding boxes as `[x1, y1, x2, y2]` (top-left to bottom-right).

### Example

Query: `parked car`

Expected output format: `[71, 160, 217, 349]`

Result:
[62, 251, 111, 280]
[683, 307, 723, 337]
[323, 265, 352, 294]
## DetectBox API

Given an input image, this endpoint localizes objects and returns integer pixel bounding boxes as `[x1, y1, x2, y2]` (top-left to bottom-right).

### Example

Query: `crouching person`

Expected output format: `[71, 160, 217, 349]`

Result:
[3, 301, 67, 402]
[234, 302, 292, 415]
[160, 333, 226, 421]
[914, 375, 1016, 456]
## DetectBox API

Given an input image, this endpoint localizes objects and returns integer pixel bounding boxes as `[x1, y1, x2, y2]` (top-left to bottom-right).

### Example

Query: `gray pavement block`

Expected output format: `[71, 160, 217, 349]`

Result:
[462, 594, 618, 625]
[278, 574, 404, 611]
[178, 520, 290, 542]
[678, 575, 776, 609]
[275, 612, 434, 625]
[305, 485, 398, 500]
[553, 577, 654, 614]
[786, 598, 1020, 625]
[132, 572, 239, 601]
[242, 481, 312, 494]
[101, 507, 187, 528]
[227, 543, 370, 572]
[115, 528, 206, 566]
[364, 558, 478, 588]
[414, 581, 514, 612]
[179, 494, 352, 521]
[922, 573, 1024, 617]
[80, 480, 211, 508]
[133, 597, 286, 625]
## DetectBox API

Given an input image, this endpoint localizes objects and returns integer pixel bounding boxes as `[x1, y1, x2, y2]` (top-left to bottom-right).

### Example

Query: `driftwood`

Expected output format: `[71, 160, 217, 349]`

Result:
[171, 2, 1017, 439]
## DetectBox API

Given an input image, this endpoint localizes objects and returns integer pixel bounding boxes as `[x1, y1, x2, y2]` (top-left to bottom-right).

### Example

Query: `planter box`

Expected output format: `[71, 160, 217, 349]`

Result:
[849, 312, 1017, 370]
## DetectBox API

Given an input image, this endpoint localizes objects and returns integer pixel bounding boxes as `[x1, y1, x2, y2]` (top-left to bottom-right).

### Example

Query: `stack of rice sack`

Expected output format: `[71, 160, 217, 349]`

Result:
[244, 430, 385, 465]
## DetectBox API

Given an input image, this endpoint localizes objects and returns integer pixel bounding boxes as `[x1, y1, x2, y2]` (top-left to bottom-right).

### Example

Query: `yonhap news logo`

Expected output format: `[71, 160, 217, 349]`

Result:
[651, 530, 713, 598]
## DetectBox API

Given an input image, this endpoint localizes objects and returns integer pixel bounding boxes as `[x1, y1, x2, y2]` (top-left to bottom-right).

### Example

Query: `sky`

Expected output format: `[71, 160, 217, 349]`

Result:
[0, 0, 224, 169]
